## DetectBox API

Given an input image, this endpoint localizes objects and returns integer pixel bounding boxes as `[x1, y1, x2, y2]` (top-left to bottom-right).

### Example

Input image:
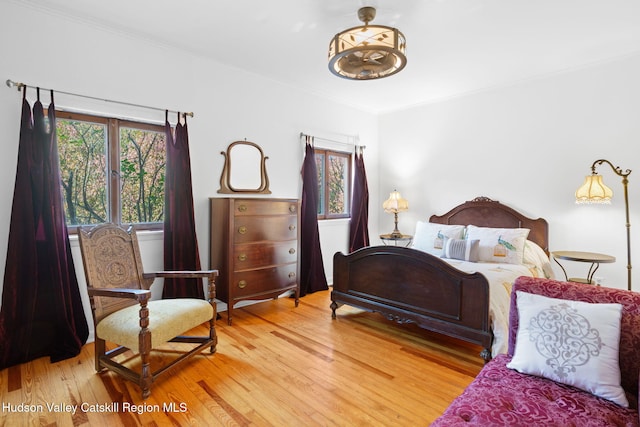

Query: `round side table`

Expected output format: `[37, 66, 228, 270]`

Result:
[380, 234, 413, 247]
[551, 250, 615, 284]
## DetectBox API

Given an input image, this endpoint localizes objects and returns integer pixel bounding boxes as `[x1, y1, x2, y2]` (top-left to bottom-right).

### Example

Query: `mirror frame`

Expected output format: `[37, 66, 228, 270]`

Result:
[218, 140, 271, 194]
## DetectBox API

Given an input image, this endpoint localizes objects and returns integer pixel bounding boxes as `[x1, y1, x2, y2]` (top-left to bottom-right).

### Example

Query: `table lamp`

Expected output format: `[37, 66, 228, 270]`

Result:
[383, 190, 409, 238]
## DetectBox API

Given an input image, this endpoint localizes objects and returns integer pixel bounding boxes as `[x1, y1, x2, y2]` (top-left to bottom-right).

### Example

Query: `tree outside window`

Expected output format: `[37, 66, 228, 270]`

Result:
[315, 149, 351, 219]
[55, 111, 165, 231]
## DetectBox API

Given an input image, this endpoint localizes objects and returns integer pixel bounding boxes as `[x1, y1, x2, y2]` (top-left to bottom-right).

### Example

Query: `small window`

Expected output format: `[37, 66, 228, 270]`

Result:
[56, 111, 166, 231]
[315, 149, 351, 219]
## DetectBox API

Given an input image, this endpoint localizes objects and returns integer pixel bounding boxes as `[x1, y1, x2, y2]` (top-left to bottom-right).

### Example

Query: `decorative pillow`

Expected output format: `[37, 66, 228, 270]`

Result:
[523, 240, 555, 279]
[411, 222, 465, 256]
[441, 237, 480, 262]
[507, 291, 628, 407]
[465, 225, 530, 264]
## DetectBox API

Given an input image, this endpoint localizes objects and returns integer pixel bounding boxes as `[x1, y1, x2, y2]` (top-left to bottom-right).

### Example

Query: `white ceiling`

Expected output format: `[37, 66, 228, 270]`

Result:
[19, 0, 640, 114]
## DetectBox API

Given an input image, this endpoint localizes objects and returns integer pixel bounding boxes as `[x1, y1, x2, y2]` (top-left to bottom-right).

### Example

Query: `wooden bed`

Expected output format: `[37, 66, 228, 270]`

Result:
[330, 197, 549, 361]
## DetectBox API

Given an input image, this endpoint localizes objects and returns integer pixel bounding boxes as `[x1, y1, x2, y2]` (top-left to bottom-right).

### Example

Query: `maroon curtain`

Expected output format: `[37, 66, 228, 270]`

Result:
[349, 149, 370, 252]
[162, 112, 204, 299]
[0, 88, 88, 369]
[299, 138, 328, 296]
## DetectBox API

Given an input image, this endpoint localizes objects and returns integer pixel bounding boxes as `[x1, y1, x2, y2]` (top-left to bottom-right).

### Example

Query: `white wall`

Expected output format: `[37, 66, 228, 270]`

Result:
[0, 2, 380, 332]
[5, 1, 638, 345]
[379, 54, 640, 290]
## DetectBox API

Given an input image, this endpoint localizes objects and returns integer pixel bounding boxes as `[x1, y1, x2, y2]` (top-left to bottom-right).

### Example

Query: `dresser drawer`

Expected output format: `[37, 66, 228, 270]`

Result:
[233, 241, 298, 270]
[233, 216, 297, 243]
[233, 199, 298, 216]
[232, 265, 297, 298]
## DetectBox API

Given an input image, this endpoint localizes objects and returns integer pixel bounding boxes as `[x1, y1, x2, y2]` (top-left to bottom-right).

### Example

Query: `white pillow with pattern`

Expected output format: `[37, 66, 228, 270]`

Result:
[507, 291, 627, 407]
[411, 222, 465, 256]
[466, 225, 529, 264]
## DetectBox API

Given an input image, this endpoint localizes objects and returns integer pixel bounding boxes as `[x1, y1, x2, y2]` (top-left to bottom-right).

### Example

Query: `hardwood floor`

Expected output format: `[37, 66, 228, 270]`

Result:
[0, 289, 483, 426]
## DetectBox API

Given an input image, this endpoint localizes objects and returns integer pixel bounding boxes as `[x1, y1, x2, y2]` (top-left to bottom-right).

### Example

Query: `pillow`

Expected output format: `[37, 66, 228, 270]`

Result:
[523, 240, 555, 279]
[507, 291, 628, 407]
[465, 225, 530, 264]
[411, 222, 465, 256]
[441, 237, 480, 262]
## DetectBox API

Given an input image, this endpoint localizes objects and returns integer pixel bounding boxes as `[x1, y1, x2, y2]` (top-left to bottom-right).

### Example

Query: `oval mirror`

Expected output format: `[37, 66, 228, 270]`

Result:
[218, 140, 271, 194]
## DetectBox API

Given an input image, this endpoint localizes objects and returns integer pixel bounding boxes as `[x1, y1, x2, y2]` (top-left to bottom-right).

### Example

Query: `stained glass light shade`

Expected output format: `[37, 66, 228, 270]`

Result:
[328, 7, 407, 80]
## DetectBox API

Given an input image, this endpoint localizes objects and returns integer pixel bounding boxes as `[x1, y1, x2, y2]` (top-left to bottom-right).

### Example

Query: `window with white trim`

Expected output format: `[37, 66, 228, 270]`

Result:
[56, 111, 166, 231]
[315, 149, 351, 219]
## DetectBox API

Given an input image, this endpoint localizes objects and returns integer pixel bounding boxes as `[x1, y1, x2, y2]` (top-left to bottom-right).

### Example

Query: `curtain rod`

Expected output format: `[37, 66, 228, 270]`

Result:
[299, 132, 366, 150]
[5, 79, 194, 118]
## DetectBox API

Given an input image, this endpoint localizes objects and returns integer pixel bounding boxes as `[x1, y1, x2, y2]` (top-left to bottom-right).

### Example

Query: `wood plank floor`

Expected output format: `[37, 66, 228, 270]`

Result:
[0, 289, 483, 426]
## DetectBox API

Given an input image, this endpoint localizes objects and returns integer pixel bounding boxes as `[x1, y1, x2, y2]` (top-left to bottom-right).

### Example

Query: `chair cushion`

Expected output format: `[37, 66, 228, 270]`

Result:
[431, 354, 639, 426]
[96, 299, 213, 350]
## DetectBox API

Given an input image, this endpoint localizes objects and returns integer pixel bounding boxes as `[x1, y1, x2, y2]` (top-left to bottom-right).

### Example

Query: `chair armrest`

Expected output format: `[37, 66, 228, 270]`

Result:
[143, 270, 218, 300]
[145, 270, 219, 280]
[87, 287, 151, 303]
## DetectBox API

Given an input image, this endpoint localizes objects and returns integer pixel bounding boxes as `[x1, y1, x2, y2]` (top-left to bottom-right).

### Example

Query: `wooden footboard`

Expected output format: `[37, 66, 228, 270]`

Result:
[331, 246, 493, 361]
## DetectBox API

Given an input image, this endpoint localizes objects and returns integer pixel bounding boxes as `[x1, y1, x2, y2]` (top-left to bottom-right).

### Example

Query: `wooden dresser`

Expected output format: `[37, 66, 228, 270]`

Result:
[209, 197, 300, 325]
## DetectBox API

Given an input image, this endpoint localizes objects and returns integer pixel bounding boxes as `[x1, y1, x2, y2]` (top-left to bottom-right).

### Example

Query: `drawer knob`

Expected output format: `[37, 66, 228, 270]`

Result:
[238, 280, 247, 289]
[238, 204, 247, 212]
[289, 205, 296, 213]
[289, 248, 296, 255]
[238, 226, 247, 234]
[289, 224, 296, 231]
[238, 253, 247, 261]
[288, 272, 296, 279]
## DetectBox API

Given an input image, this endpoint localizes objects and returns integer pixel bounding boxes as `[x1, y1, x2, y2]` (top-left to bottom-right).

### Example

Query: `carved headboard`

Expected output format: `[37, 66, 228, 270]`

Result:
[429, 196, 549, 254]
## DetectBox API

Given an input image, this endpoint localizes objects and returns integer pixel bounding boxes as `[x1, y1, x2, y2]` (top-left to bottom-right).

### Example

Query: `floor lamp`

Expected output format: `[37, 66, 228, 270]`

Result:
[575, 159, 632, 291]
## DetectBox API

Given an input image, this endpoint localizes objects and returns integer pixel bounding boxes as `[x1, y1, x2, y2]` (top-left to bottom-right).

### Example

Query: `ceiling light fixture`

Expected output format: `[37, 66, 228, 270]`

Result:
[328, 6, 407, 80]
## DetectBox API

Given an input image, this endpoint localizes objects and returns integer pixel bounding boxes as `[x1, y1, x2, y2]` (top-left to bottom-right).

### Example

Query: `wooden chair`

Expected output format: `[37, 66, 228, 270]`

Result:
[78, 223, 218, 399]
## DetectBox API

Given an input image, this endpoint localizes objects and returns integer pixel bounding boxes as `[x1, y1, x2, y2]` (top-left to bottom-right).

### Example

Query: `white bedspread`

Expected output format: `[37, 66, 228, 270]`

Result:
[442, 260, 540, 356]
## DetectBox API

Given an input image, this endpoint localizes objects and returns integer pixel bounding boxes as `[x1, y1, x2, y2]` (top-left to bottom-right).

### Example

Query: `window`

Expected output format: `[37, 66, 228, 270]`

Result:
[315, 149, 351, 219]
[56, 111, 166, 231]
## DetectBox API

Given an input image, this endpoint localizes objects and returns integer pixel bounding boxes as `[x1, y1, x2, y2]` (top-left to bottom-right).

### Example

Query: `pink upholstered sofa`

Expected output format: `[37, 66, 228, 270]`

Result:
[432, 276, 640, 426]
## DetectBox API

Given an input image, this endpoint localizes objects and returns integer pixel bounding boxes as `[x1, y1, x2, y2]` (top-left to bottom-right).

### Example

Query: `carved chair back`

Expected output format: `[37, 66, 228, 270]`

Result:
[78, 223, 154, 323]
